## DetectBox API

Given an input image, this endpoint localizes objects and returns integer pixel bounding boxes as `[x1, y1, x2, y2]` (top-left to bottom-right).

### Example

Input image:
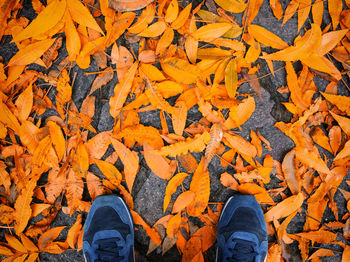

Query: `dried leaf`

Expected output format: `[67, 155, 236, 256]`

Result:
[186, 158, 210, 216]
[164, 172, 189, 212]
[143, 143, 172, 180]
[111, 138, 139, 191]
[110, 62, 138, 118]
[12, 0, 66, 42]
[265, 193, 304, 222]
[172, 191, 195, 213]
[192, 23, 232, 41]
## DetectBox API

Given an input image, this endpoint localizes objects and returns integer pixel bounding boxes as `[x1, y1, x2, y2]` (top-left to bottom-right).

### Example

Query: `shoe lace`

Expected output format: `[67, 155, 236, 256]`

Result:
[95, 237, 124, 262]
[228, 239, 258, 262]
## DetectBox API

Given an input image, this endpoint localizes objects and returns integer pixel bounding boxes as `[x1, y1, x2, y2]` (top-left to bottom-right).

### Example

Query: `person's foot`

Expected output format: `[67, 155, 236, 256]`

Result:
[216, 195, 268, 262]
[83, 195, 134, 262]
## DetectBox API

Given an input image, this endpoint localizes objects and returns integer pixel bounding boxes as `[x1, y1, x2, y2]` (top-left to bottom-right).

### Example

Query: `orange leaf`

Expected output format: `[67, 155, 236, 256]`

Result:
[94, 159, 122, 186]
[172, 101, 187, 136]
[20, 234, 38, 252]
[139, 21, 166, 37]
[166, 212, 181, 238]
[165, 0, 179, 23]
[161, 57, 199, 84]
[86, 131, 112, 160]
[186, 158, 210, 216]
[224, 132, 257, 158]
[14, 176, 39, 234]
[131, 210, 162, 245]
[12, 0, 66, 42]
[38, 226, 66, 250]
[15, 83, 33, 122]
[330, 111, 350, 136]
[262, 24, 322, 61]
[65, 12, 81, 61]
[156, 27, 174, 56]
[67, 0, 103, 33]
[109, 0, 154, 11]
[155, 132, 211, 157]
[5, 234, 26, 253]
[295, 147, 331, 175]
[164, 172, 189, 212]
[328, 0, 342, 29]
[248, 24, 288, 49]
[109, 62, 138, 118]
[295, 230, 337, 244]
[265, 193, 304, 222]
[67, 214, 82, 249]
[282, 149, 299, 194]
[111, 138, 139, 191]
[8, 38, 56, 66]
[171, 3, 192, 29]
[213, 0, 246, 13]
[143, 142, 172, 180]
[86, 172, 105, 200]
[192, 23, 232, 41]
[172, 191, 195, 213]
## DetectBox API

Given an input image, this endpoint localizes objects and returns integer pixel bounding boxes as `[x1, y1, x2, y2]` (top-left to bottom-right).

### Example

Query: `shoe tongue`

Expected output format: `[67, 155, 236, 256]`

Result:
[231, 239, 257, 262]
[95, 238, 122, 261]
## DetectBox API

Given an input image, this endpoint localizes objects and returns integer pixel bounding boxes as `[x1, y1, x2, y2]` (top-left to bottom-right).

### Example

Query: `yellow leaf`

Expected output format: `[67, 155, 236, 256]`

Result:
[192, 23, 232, 41]
[165, 0, 179, 23]
[248, 24, 288, 49]
[138, 21, 166, 37]
[67, 0, 103, 33]
[265, 193, 304, 222]
[213, 0, 246, 13]
[172, 191, 195, 213]
[109, 62, 138, 118]
[8, 38, 56, 66]
[12, 0, 66, 42]
[94, 159, 122, 186]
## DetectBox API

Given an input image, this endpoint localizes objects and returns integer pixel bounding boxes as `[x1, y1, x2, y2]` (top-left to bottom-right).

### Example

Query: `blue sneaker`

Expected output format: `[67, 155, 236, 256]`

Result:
[216, 195, 268, 262]
[83, 195, 135, 262]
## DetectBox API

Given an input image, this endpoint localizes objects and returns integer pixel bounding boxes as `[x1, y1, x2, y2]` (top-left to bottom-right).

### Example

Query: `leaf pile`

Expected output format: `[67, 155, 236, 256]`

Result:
[0, 0, 350, 261]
